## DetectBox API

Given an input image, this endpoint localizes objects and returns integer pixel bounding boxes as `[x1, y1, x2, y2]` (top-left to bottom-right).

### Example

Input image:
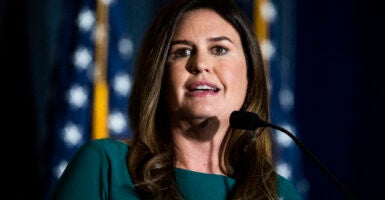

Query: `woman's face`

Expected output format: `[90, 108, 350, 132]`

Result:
[165, 8, 248, 124]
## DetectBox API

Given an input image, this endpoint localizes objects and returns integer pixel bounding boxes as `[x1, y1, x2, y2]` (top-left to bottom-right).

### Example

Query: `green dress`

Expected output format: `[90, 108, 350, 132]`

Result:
[50, 138, 303, 200]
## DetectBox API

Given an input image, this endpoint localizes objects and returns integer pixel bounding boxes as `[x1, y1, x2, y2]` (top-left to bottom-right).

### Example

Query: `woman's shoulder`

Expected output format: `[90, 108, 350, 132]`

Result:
[51, 138, 137, 199]
[87, 137, 130, 147]
[277, 174, 303, 200]
[78, 138, 131, 157]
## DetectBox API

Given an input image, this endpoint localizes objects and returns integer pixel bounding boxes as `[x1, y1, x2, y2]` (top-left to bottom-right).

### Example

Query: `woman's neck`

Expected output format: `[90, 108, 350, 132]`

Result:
[171, 117, 229, 175]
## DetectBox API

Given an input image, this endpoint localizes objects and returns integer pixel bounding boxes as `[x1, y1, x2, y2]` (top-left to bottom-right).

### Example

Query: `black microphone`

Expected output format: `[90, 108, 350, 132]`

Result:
[230, 111, 355, 200]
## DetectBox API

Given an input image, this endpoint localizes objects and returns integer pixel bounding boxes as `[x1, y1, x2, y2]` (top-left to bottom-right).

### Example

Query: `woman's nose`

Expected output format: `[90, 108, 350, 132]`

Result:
[188, 52, 211, 74]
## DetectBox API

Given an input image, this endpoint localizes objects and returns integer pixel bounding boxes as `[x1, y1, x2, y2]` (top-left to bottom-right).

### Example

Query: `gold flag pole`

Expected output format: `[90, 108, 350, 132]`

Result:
[254, 0, 270, 66]
[254, 0, 272, 157]
[92, 0, 109, 139]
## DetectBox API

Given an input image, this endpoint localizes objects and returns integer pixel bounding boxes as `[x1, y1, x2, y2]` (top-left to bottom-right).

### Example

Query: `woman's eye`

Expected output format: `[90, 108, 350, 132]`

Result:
[174, 48, 192, 58]
[212, 46, 228, 55]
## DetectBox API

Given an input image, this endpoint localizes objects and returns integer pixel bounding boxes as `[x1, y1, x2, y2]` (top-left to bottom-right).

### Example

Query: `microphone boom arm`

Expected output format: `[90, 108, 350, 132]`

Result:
[229, 111, 354, 199]
[264, 122, 354, 200]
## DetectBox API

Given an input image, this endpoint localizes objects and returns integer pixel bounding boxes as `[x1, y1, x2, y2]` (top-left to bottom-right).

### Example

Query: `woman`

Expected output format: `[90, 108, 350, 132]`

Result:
[50, 0, 302, 199]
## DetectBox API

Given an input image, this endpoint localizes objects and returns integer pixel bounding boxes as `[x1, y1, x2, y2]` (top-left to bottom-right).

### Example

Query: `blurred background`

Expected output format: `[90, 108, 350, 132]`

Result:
[1, 0, 384, 199]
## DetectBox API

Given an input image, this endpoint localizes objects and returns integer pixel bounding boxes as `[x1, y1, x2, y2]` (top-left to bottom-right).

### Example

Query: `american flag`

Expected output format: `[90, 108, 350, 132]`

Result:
[44, 0, 308, 199]
[249, 0, 309, 198]
[45, 0, 134, 198]
[236, 0, 309, 198]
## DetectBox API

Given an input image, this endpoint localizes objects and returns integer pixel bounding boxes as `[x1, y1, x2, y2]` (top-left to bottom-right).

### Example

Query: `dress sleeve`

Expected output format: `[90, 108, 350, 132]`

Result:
[277, 175, 303, 200]
[49, 141, 110, 200]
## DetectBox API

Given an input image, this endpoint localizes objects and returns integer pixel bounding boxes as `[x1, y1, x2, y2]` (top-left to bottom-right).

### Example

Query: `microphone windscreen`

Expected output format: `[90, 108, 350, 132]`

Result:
[230, 111, 262, 130]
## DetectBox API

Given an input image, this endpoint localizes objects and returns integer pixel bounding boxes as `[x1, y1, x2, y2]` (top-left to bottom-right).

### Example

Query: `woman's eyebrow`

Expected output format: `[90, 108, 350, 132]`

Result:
[171, 36, 233, 46]
[170, 40, 193, 46]
[208, 36, 233, 43]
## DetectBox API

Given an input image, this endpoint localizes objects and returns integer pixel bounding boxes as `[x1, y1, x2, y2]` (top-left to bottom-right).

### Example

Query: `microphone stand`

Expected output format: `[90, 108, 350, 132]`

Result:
[264, 122, 355, 200]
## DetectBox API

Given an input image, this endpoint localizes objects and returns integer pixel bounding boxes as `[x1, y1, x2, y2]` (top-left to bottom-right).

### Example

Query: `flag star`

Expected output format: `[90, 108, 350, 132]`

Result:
[118, 37, 134, 59]
[54, 160, 68, 179]
[260, 39, 275, 61]
[275, 124, 295, 148]
[279, 88, 294, 112]
[112, 73, 131, 96]
[101, 0, 114, 6]
[77, 8, 95, 32]
[73, 46, 92, 70]
[108, 111, 127, 134]
[62, 122, 83, 146]
[67, 84, 88, 109]
[277, 162, 292, 180]
[260, 1, 277, 23]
